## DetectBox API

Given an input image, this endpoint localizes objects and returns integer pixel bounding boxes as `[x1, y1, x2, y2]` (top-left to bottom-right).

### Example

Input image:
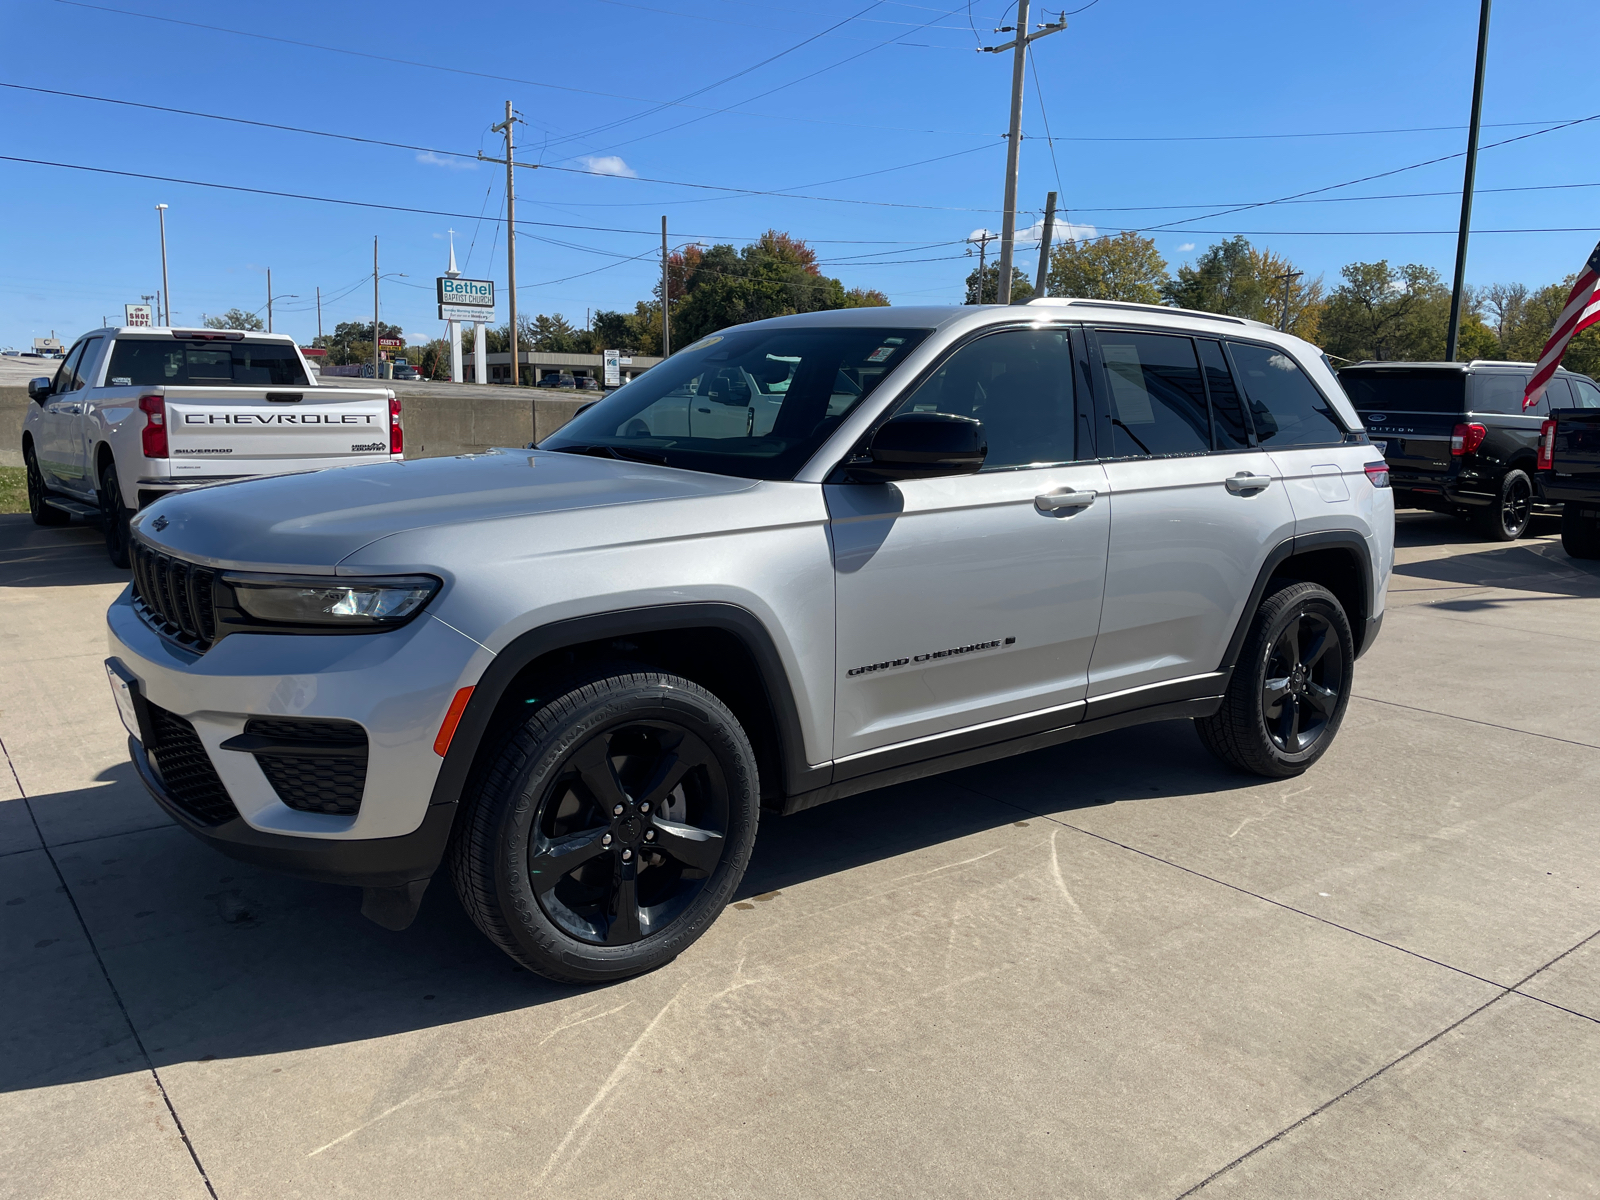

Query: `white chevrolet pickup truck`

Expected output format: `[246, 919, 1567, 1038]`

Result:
[22, 327, 403, 566]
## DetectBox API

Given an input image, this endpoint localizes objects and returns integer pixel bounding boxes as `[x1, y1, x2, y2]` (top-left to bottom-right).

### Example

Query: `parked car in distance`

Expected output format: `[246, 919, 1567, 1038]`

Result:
[23, 327, 404, 567]
[1534, 376, 1600, 558]
[393, 365, 421, 381]
[1337, 360, 1599, 540]
[108, 300, 1392, 983]
[576, 376, 602, 391]
[537, 372, 578, 389]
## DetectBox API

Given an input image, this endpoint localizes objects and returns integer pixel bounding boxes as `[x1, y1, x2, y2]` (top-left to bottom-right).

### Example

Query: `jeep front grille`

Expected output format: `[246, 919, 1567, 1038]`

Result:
[131, 543, 217, 651]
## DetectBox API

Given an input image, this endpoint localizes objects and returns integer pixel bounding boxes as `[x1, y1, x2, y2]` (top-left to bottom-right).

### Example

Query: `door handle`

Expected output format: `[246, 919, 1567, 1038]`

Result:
[1224, 472, 1271, 494]
[1035, 489, 1097, 514]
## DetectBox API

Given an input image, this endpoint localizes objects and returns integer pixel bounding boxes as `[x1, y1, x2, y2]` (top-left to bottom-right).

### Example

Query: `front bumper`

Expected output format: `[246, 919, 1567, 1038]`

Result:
[107, 585, 488, 873]
[129, 734, 457, 888]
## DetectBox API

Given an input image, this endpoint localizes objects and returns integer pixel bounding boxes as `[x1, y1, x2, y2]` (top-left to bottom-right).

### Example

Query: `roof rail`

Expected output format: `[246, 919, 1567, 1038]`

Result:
[1026, 297, 1255, 326]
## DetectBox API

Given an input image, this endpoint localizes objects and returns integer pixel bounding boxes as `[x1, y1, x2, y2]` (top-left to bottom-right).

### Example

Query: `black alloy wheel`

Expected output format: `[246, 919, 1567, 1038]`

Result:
[1476, 468, 1533, 541]
[451, 668, 758, 983]
[100, 463, 132, 569]
[1259, 608, 1345, 755]
[530, 720, 729, 946]
[25, 445, 69, 527]
[1196, 581, 1354, 778]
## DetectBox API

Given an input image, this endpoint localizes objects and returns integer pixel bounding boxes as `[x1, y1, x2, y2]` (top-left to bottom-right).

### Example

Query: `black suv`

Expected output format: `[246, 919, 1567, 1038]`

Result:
[1338, 361, 1600, 541]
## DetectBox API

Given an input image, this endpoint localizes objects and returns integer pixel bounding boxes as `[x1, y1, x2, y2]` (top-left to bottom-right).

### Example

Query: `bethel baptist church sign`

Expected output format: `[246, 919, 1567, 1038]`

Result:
[438, 277, 495, 322]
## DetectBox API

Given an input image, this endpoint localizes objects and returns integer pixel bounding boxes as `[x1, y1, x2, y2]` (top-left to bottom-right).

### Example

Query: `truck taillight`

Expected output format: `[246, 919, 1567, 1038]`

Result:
[1537, 419, 1557, 470]
[389, 396, 404, 455]
[1450, 422, 1487, 456]
[1363, 461, 1390, 488]
[139, 394, 167, 458]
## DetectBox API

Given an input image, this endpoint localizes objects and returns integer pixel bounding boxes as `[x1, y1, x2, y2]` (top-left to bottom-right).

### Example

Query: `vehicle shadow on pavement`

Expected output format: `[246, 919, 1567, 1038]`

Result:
[0, 513, 127, 588]
[4, 722, 1243, 1093]
[1392, 509, 1561, 550]
[1390, 539, 1600, 600]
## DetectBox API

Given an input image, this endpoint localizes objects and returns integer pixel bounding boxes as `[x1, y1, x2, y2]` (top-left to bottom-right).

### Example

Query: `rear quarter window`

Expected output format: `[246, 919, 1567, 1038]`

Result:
[1471, 371, 1537, 415]
[1228, 341, 1346, 447]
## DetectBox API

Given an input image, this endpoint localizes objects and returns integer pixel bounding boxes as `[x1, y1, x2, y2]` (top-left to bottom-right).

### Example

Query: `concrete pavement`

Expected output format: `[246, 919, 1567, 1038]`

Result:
[2, 510, 1597, 1198]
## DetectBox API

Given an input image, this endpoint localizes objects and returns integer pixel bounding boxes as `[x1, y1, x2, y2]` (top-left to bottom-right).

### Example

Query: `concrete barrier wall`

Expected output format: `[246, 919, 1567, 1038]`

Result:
[1, 386, 590, 469]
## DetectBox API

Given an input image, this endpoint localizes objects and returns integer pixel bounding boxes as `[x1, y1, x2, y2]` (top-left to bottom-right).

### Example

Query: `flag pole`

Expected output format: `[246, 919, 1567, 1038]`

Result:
[1446, 0, 1492, 363]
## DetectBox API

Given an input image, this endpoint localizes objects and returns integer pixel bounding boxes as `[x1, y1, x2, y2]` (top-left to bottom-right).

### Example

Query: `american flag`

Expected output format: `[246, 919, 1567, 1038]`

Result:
[1523, 239, 1600, 409]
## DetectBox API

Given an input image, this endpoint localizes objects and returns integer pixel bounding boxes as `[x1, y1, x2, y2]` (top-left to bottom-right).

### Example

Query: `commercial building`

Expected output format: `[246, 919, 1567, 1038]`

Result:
[478, 350, 663, 386]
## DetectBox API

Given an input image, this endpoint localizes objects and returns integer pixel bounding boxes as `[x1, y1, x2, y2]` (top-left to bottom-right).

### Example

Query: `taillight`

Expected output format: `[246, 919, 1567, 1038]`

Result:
[1363, 461, 1390, 488]
[1451, 422, 1487, 456]
[139, 394, 167, 458]
[1537, 419, 1557, 470]
[389, 396, 404, 455]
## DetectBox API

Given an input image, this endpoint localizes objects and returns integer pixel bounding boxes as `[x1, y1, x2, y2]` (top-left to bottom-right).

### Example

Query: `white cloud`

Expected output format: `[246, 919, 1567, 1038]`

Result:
[579, 155, 637, 178]
[416, 151, 476, 170]
[1016, 217, 1097, 247]
[1176, 242, 1195, 252]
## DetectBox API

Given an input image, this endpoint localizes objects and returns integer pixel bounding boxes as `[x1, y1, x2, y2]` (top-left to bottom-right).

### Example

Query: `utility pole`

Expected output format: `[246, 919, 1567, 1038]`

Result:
[155, 203, 170, 324]
[373, 236, 381, 380]
[1274, 269, 1303, 332]
[316, 286, 323, 342]
[1446, 0, 1492, 363]
[967, 230, 997, 302]
[489, 101, 521, 385]
[1034, 190, 1058, 298]
[982, 6, 1067, 304]
[267, 268, 274, 333]
[661, 216, 671, 357]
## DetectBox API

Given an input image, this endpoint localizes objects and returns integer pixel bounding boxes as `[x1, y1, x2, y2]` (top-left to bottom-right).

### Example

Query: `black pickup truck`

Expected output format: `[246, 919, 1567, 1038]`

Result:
[1537, 399, 1600, 559]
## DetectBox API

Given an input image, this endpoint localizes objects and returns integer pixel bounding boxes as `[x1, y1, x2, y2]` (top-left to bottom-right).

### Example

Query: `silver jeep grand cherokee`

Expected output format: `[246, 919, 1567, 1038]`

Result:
[105, 301, 1394, 982]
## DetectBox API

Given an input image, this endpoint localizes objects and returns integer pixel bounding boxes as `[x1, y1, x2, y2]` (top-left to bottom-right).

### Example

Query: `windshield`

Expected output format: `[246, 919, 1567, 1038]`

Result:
[1338, 369, 1464, 414]
[107, 338, 310, 387]
[540, 325, 932, 480]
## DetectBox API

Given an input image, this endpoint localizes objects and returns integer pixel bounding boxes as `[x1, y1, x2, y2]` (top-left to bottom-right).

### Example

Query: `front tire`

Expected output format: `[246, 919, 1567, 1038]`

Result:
[1197, 581, 1355, 778]
[24, 444, 69, 527]
[1561, 502, 1600, 560]
[99, 462, 132, 569]
[1473, 468, 1533, 541]
[449, 668, 759, 984]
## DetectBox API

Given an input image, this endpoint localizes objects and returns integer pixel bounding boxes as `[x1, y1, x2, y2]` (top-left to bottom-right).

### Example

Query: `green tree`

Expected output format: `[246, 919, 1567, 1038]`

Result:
[1502, 275, 1600, 377]
[843, 287, 890, 307]
[670, 230, 870, 345]
[316, 320, 403, 365]
[521, 313, 580, 352]
[963, 263, 1033, 305]
[1161, 236, 1324, 338]
[1317, 261, 1453, 362]
[1046, 232, 1169, 304]
[203, 308, 264, 332]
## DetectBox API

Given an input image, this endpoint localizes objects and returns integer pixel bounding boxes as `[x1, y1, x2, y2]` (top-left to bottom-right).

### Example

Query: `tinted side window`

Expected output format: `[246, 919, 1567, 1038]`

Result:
[1095, 330, 1209, 457]
[1471, 371, 1535, 415]
[1572, 377, 1600, 408]
[53, 341, 87, 393]
[1228, 342, 1345, 447]
[893, 327, 1076, 470]
[1196, 338, 1250, 450]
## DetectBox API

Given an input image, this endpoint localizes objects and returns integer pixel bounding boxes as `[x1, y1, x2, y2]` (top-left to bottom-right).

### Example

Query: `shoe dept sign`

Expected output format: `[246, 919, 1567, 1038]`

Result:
[437, 277, 495, 322]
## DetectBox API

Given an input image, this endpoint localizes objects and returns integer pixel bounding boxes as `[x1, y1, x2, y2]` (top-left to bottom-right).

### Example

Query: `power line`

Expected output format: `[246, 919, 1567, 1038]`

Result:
[1059, 180, 1600, 214]
[0, 82, 1002, 212]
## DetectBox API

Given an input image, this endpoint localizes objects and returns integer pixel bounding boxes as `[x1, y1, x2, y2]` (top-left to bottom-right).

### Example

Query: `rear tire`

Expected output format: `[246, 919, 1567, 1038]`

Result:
[99, 462, 132, 569]
[1196, 581, 1354, 778]
[1473, 468, 1533, 541]
[24, 444, 70, 527]
[449, 667, 759, 984]
[1561, 502, 1600, 560]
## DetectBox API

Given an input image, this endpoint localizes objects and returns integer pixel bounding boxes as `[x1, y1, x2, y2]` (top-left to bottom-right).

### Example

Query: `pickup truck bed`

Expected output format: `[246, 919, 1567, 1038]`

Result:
[1537, 407, 1600, 558]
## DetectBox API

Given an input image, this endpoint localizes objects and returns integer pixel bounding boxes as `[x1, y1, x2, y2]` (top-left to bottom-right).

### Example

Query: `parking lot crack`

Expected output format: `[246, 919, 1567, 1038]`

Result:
[1351, 694, 1600, 750]
[0, 731, 220, 1200]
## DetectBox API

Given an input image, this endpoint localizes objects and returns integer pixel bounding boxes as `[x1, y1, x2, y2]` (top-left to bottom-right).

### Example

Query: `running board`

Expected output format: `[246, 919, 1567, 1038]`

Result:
[44, 496, 102, 520]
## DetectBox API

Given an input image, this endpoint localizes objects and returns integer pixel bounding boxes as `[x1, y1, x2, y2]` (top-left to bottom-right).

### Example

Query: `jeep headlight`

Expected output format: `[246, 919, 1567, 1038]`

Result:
[224, 574, 440, 626]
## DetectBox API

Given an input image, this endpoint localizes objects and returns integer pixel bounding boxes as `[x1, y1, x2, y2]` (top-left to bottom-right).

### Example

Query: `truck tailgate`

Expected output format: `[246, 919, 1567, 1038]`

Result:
[1552, 409, 1600, 480]
[163, 386, 393, 468]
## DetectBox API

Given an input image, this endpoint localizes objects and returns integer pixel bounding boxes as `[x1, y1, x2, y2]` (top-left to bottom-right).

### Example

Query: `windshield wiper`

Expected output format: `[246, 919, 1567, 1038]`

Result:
[548, 443, 670, 466]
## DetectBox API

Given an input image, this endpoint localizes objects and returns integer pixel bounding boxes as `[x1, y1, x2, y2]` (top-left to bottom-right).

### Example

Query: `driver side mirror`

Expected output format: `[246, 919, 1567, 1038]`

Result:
[847, 412, 987, 482]
[28, 377, 52, 404]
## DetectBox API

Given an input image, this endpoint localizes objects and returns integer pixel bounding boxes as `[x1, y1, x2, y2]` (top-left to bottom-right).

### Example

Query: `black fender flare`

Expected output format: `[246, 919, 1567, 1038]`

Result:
[426, 602, 827, 813]
[1217, 530, 1376, 671]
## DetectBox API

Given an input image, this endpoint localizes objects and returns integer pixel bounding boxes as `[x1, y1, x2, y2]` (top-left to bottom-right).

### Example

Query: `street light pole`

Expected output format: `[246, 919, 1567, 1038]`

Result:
[661, 215, 671, 358]
[155, 204, 170, 324]
[373, 236, 380, 380]
[1446, 0, 1493, 362]
[983, 7, 1066, 304]
[267, 268, 273, 333]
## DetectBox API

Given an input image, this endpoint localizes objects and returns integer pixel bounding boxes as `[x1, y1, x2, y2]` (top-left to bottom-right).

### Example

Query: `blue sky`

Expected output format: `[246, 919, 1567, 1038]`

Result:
[3, 0, 1598, 348]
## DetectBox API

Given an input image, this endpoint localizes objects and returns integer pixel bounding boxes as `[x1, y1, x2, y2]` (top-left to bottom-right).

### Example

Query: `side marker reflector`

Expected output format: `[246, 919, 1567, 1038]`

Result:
[433, 686, 474, 757]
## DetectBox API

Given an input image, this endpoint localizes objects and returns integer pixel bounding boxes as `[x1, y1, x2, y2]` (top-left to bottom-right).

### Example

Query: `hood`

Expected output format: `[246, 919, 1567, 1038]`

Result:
[132, 449, 759, 571]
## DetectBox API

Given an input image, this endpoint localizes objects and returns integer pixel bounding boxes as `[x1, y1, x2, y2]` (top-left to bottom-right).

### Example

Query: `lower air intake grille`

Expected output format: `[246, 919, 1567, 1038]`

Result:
[145, 703, 238, 825]
[243, 718, 368, 816]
